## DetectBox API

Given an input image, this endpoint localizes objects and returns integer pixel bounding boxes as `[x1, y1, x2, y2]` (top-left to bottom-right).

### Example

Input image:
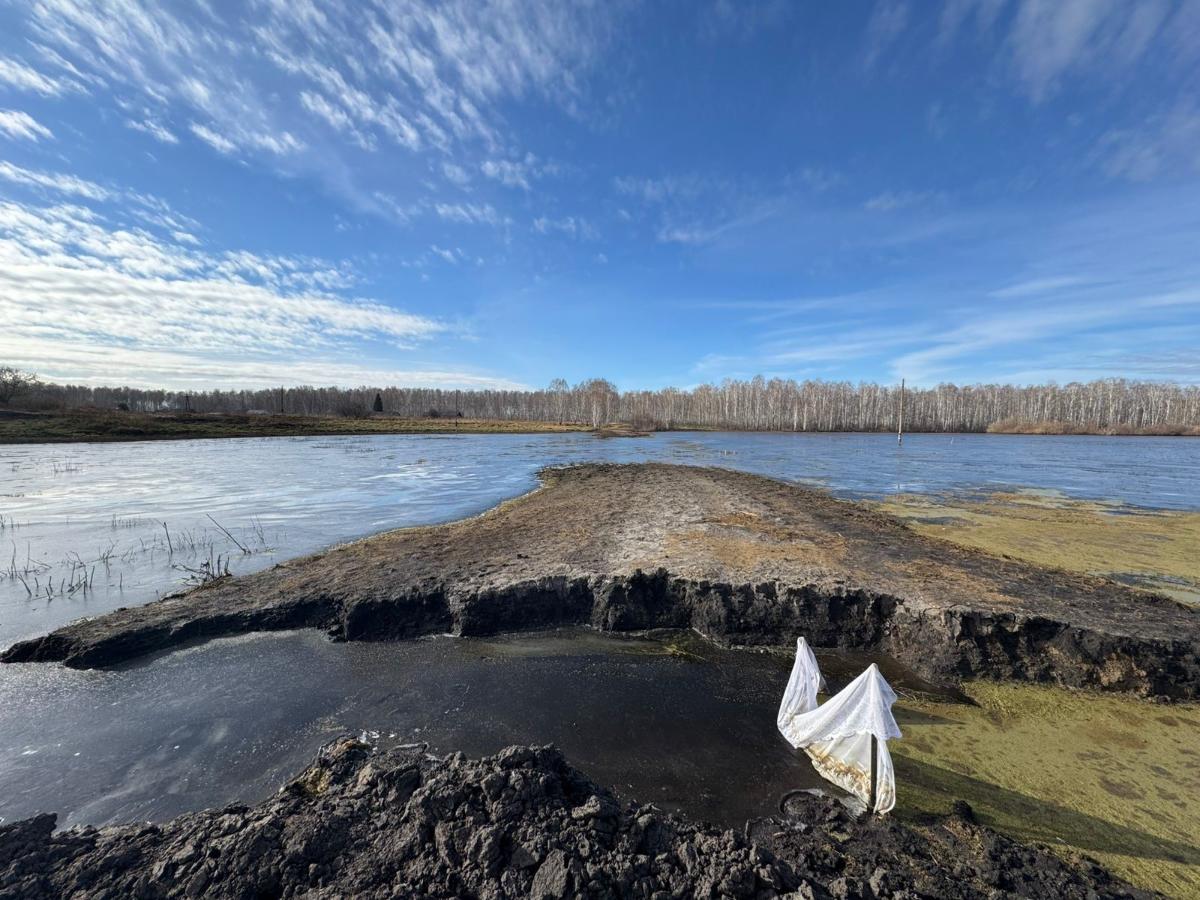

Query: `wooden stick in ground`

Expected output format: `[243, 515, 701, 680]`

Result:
[869, 734, 878, 814]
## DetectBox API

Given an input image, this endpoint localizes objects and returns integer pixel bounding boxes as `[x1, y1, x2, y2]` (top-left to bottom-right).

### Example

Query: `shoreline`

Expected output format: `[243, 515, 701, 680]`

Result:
[6, 463, 1197, 701]
[2, 409, 1197, 443]
[0, 411, 597, 444]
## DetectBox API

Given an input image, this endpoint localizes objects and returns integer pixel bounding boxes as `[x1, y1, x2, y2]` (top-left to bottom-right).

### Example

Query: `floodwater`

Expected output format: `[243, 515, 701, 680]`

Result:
[2, 431, 1197, 646]
[0, 627, 933, 829]
[0, 432, 1197, 842]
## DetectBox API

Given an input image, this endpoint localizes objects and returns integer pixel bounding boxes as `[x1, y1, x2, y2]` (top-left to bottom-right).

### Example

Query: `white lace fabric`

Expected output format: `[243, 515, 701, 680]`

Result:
[777, 637, 902, 814]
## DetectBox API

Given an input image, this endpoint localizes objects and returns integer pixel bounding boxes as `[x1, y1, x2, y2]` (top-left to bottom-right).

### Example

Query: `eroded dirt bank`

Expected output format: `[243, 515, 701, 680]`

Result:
[0, 737, 1154, 900]
[5, 464, 1198, 699]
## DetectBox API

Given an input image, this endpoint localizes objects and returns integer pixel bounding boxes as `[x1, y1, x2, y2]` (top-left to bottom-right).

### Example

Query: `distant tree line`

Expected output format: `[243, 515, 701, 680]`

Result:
[4, 369, 1199, 433]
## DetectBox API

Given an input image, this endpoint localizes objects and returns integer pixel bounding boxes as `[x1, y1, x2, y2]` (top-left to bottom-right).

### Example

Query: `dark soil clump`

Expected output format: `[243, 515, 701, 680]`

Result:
[0, 738, 1155, 899]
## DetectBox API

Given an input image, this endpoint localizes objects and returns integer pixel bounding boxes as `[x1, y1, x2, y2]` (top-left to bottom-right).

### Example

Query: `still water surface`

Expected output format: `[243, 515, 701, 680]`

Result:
[3, 431, 1197, 646]
[0, 627, 939, 829]
[0, 432, 1196, 830]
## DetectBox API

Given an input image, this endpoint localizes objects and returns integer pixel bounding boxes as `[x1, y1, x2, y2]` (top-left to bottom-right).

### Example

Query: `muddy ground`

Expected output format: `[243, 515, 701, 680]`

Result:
[6, 463, 1198, 699]
[0, 737, 1156, 900]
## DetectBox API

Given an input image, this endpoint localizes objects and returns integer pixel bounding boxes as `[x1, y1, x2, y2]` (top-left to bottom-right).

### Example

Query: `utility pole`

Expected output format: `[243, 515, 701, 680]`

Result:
[897, 378, 905, 446]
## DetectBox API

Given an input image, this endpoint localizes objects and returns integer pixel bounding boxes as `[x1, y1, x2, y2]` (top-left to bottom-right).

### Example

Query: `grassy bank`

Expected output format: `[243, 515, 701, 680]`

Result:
[0, 410, 595, 443]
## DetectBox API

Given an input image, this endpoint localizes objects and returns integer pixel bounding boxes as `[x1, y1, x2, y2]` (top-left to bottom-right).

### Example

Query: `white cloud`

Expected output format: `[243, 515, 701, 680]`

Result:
[0, 56, 79, 96]
[532, 215, 593, 239]
[924, 102, 947, 139]
[863, 189, 943, 212]
[794, 167, 842, 193]
[429, 244, 462, 264]
[698, 0, 790, 43]
[299, 90, 377, 150]
[929, 1, 1189, 108]
[0, 161, 110, 200]
[189, 122, 237, 155]
[126, 117, 178, 144]
[936, 0, 1006, 48]
[890, 289, 1200, 384]
[434, 201, 500, 226]
[0, 1, 624, 234]
[3, 337, 529, 392]
[0, 109, 53, 142]
[990, 276, 1092, 298]
[1006, 0, 1172, 102]
[441, 162, 470, 186]
[9, 0, 618, 178]
[613, 174, 708, 204]
[481, 155, 550, 190]
[656, 225, 714, 245]
[862, 0, 910, 71]
[0, 196, 461, 388]
[1096, 103, 1200, 182]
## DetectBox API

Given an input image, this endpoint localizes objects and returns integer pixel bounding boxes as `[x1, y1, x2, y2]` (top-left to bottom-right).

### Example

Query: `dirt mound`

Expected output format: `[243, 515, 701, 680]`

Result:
[6, 465, 1198, 701]
[0, 738, 1153, 899]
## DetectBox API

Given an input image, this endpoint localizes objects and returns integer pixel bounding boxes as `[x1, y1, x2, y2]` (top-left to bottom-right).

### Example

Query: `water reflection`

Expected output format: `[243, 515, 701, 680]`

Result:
[0, 628, 928, 829]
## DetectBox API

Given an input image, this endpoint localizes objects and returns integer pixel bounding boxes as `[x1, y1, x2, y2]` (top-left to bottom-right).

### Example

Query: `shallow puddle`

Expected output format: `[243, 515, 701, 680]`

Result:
[0, 628, 867, 829]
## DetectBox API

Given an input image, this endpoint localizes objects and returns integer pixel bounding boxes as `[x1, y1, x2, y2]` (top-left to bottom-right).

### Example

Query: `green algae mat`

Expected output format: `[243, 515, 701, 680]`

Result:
[893, 682, 1200, 897]
[877, 490, 1200, 606]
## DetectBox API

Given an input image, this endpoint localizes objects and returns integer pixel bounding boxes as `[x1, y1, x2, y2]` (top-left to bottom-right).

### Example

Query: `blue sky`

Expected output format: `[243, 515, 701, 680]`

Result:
[1, 0, 1198, 391]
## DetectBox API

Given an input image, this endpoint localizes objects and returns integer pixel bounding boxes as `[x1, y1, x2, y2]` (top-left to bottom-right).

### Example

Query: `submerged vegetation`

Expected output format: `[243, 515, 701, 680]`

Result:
[893, 681, 1200, 897]
[876, 491, 1200, 605]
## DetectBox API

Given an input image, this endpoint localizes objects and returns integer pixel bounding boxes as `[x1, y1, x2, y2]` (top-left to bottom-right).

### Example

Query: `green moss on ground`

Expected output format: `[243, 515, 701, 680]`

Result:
[876, 491, 1200, 605]
[892, 682, 1200, 897]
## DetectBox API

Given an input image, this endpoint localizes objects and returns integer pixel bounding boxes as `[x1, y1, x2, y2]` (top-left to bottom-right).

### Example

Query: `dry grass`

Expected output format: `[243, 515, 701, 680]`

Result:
[987, 418, 1200, 436]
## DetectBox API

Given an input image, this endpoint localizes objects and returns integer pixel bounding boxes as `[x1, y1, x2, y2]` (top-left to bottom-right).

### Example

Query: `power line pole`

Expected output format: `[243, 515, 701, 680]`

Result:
[897, 378, 905, 446]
